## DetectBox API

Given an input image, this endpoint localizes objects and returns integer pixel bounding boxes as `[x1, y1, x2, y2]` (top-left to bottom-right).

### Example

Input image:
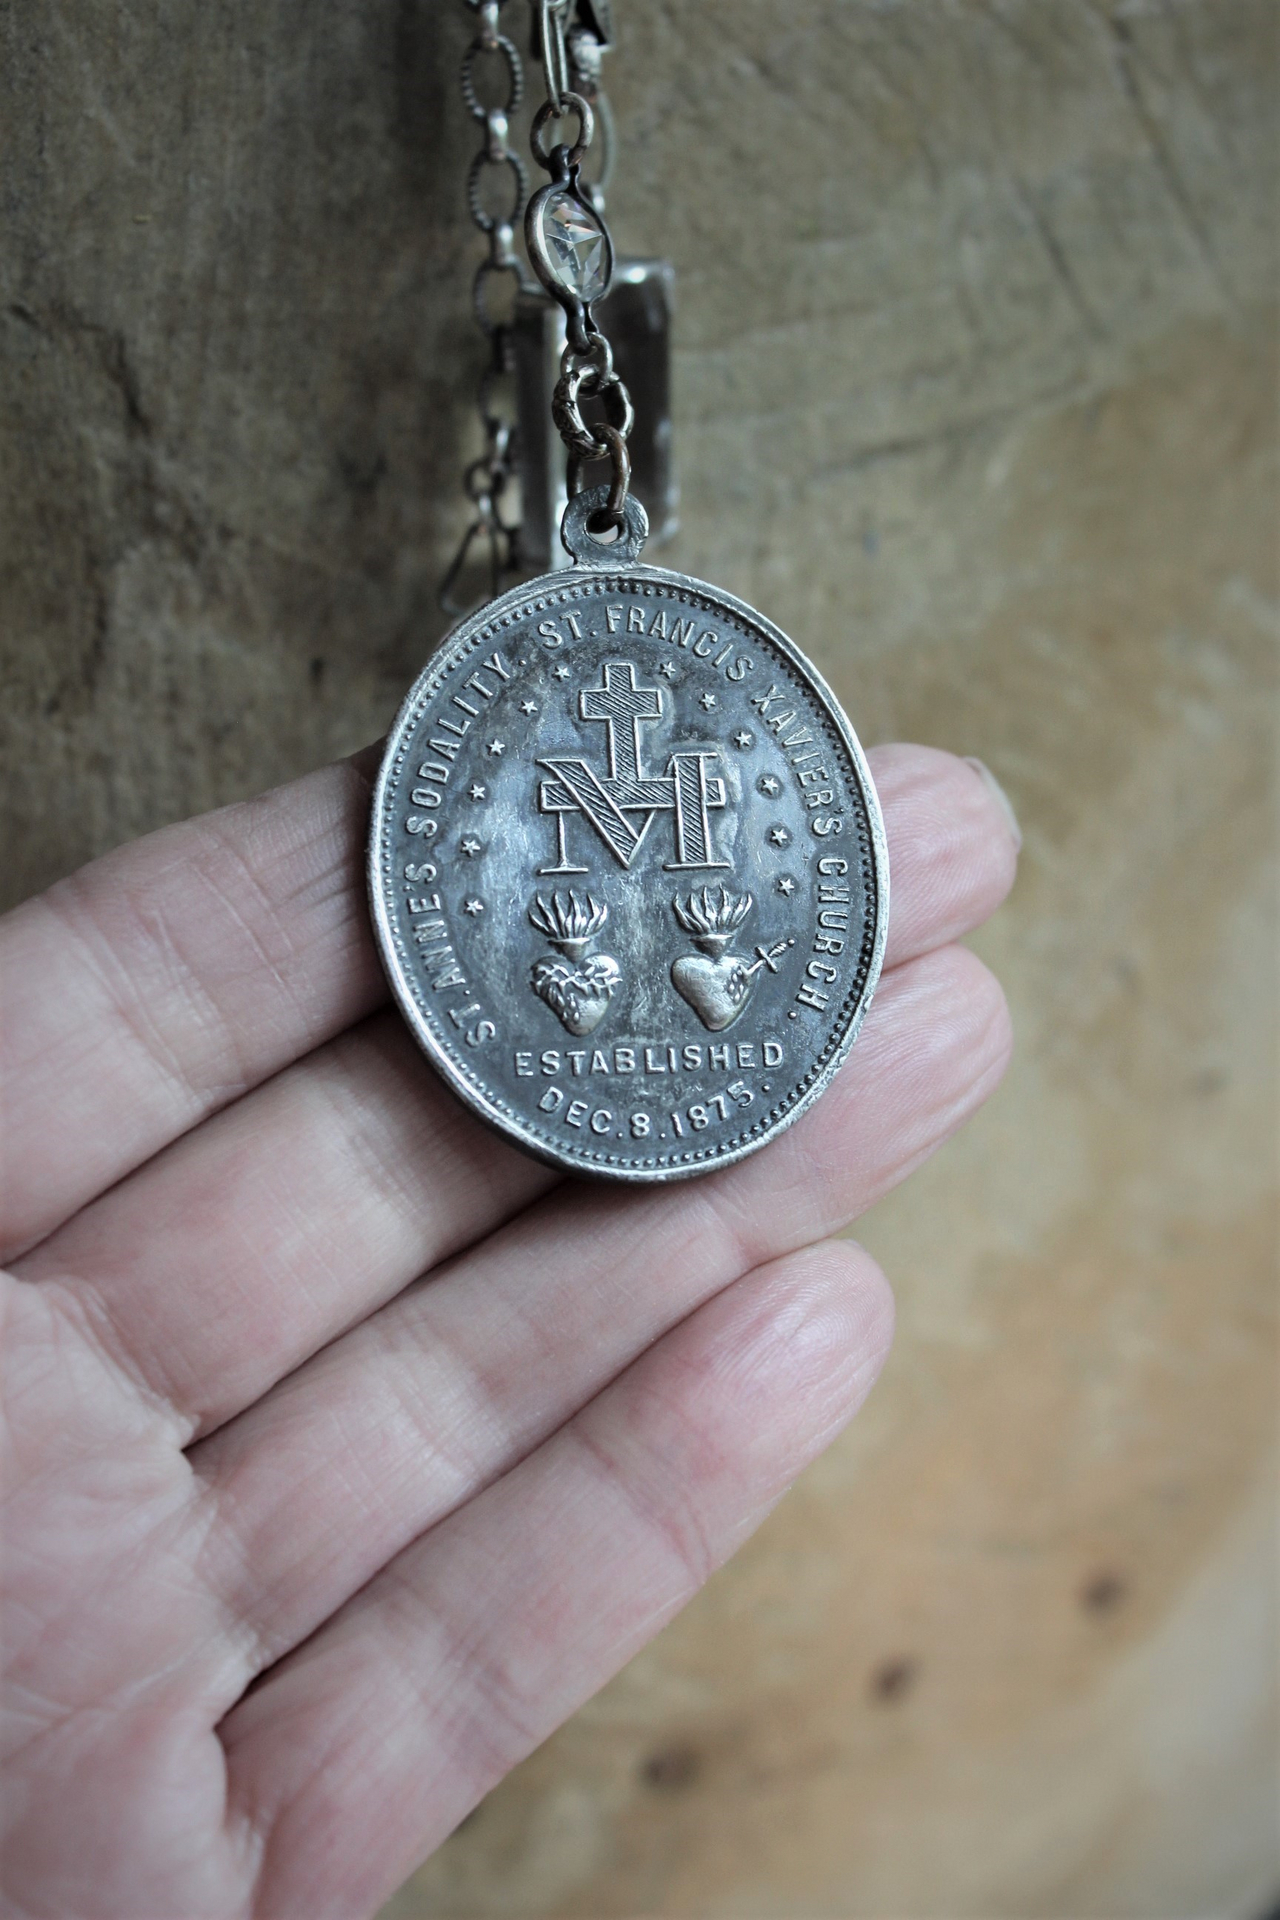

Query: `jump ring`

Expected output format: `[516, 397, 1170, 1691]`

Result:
[552, 362, 634, 458]
[564, 428, 629, 524]
[530, 90, 595, 171]
[560, 331, 613, 385]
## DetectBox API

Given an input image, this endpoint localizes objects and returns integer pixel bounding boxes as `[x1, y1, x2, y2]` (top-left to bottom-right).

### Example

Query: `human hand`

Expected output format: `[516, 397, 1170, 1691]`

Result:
[1, 742, 1015, 1919]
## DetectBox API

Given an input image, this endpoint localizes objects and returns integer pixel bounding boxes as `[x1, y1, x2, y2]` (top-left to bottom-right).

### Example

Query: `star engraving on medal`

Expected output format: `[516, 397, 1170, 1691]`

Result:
[758, 774, 782, 796]
[486, 739, 506, 756]
[552, 663, 571, 679]
[463, 898, 484, 915]
[769, 826, 791, 847]
[776, 875, 797, 895]
[459, 836, 482, 857]
[657, 661, 678, 680]
[699, 691, 717, 711]
[733, 729, 754, 749]
[519, 699, 538, 714]
[468, 782, 486, 800]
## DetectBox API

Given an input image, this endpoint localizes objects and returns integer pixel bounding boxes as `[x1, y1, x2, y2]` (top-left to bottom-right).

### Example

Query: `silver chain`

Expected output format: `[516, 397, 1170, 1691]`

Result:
[441, 0, 622, 612]
[527, 1, 632, 526]
[440, 0, 531, 614]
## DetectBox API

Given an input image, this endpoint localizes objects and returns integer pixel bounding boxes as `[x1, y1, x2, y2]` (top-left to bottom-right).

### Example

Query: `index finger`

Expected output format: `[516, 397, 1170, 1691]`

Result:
[0, 755, 387, 1260]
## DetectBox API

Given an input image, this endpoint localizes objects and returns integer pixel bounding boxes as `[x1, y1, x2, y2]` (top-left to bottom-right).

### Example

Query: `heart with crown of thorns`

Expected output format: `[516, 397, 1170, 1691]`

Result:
[528, 891, 621, 1037]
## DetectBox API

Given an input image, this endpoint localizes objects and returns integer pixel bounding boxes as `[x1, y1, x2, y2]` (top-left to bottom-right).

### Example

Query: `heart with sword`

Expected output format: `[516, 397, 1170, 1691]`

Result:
[669, 886, 794, 1033]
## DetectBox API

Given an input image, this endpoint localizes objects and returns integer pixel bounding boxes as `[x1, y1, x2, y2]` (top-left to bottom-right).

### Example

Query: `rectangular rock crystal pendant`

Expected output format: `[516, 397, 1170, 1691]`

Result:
[513, 257, 677, 568]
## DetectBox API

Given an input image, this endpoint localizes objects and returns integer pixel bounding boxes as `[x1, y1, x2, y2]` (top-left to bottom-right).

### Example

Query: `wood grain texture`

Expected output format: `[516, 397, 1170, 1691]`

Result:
[3, 2, 1276, 1915]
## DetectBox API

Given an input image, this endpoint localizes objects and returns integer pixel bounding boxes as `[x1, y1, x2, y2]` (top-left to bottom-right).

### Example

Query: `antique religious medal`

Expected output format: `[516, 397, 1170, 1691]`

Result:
[369, 2, 887, 1180]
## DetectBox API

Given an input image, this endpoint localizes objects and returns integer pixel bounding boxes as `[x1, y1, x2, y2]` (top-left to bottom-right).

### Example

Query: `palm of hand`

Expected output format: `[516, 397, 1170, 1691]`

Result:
[1, 743, 1014, 1919]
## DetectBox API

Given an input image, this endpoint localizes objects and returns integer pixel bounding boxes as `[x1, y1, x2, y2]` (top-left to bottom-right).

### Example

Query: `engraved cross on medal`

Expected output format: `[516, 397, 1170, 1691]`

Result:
[538, 659, 731, 874]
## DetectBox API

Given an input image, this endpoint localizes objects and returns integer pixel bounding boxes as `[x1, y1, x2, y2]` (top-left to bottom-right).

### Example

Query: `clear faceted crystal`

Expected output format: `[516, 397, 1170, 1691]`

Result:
[538, 189, 609, 301]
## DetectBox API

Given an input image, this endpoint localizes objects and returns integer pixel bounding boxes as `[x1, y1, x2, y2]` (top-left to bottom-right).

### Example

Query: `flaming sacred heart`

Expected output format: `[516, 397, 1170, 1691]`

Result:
[527, 890, 621, 1037]
[669, 885, 796, 1033]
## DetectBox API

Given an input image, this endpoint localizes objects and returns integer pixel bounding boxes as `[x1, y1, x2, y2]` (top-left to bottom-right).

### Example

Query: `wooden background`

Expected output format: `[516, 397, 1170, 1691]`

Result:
[4, 3, 1276, 1914]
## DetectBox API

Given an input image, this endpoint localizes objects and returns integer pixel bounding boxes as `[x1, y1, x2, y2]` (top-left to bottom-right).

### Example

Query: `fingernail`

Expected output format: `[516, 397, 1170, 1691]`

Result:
[963, 757, 1022, 853]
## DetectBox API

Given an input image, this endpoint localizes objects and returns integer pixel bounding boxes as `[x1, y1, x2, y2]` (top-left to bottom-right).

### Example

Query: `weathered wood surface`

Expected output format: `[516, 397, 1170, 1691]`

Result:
[3, 3, 1276, 1915]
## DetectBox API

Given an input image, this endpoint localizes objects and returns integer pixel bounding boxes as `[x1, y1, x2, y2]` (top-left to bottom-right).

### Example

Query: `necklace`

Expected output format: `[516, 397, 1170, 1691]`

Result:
[369, 1, 888, 1181]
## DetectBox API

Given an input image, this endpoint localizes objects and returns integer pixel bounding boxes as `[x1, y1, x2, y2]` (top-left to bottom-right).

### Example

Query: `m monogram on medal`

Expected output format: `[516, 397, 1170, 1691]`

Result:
[371, 22, 887, 1180]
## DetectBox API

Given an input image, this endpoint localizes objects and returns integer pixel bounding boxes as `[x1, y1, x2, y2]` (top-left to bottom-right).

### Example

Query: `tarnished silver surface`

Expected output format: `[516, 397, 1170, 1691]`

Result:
[371, 509, 888, 1180]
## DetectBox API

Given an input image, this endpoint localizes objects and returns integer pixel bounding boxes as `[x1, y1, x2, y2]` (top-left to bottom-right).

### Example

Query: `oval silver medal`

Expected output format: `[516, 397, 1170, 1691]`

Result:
[370, 494, 888, 1180]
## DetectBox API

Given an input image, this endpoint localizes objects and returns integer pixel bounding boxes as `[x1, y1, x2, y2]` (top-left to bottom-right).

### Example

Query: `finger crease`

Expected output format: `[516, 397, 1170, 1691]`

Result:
[568, 1413, 717, 1593]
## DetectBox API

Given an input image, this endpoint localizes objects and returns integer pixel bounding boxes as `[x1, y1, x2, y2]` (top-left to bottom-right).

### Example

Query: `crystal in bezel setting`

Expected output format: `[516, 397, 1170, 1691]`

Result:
[527, 182, 614, 308]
